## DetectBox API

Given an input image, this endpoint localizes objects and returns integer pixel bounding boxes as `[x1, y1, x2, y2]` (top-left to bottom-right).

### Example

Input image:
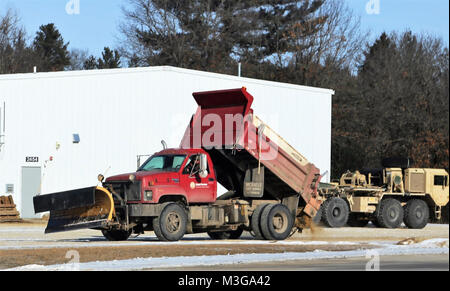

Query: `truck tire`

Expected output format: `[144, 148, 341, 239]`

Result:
[322, 197, 349, 228]
[251, 204, 269, 240]
[404, 199, 429, 229]
[375, 198, 404, 229]
[101, 229, 132, 241]
[207, 227, 244, 240]
[260, 204, 294, 241]
[347, 213, 369, 227]
[153, 202, 188, 241]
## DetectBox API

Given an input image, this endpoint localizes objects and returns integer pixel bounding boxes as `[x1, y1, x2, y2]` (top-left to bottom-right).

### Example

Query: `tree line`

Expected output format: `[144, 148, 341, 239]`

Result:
[1, 1, 448, 178]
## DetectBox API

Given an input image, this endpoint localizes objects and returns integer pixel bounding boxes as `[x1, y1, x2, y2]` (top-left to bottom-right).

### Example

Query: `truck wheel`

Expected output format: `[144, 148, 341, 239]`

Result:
[251, 204, 269, 240]
[347, 213, 369, 227]
[101, 229, 132, 241]
[322, 197, 349, 228]
[260, 204, 294, 241]
[153, 203, 187, 241]
[404, 199, 429, 229]
[375, 198, 404, 229]
[207, 227, 244, 240]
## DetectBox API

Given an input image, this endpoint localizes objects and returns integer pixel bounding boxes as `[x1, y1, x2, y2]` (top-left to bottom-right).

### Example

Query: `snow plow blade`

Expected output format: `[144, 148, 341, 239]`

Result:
[33, 187, 115, 234]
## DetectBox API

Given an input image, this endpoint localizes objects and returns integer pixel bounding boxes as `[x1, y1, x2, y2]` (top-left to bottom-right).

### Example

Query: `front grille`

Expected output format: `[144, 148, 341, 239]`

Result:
[126, 181, 142, 201]
[105, 181, 142, 202]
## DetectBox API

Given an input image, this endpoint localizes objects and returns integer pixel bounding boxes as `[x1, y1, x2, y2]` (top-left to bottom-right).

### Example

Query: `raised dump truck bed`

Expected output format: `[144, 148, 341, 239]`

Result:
[34, 87, 323, 241]
[180, 87, 322, 217]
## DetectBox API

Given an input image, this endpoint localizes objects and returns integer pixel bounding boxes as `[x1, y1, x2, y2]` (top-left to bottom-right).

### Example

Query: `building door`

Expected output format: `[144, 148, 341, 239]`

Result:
[21, 167, 41, 218]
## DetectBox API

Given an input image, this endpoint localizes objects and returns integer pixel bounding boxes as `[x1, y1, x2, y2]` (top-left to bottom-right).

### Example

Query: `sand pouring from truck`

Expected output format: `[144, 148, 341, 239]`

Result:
[33, 88, 322, 241]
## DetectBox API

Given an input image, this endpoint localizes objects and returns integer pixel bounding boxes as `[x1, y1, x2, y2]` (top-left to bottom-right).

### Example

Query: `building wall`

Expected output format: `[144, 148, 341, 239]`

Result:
[0, 66, 333, 218]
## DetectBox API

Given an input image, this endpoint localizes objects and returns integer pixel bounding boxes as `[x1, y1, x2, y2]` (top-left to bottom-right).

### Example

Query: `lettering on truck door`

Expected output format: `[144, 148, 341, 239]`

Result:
[181, 154, 216, 203]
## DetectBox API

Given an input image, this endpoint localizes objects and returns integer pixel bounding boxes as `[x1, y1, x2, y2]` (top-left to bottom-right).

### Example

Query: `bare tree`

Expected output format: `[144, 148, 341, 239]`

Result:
[67, 48, 89, 71]
[119, 0, 237, 72]
[0, 9, 34, 74]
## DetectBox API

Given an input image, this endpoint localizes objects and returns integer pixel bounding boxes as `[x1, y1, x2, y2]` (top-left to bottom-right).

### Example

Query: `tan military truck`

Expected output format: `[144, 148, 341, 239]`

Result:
[316, 159, 449, 229]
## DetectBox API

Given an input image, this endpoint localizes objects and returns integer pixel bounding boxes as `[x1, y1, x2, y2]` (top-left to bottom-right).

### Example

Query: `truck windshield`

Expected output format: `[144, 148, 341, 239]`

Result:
[138, 155, 186, 172]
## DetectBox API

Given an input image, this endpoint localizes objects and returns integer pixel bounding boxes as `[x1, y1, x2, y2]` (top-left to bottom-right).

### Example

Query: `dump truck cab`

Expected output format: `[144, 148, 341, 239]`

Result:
[103, 148, 218, 206]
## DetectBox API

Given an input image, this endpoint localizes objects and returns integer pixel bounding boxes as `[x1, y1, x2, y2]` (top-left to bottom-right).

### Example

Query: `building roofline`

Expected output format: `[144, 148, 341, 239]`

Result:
[0, 65, 335, 95]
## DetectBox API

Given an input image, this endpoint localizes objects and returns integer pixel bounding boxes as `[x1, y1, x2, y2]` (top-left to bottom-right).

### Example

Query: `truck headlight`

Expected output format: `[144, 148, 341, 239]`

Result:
[144, 190, 153, 201]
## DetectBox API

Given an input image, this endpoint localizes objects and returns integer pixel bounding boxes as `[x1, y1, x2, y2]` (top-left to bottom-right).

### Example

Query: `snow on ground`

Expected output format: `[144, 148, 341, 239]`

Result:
[5, 238, 448, 271]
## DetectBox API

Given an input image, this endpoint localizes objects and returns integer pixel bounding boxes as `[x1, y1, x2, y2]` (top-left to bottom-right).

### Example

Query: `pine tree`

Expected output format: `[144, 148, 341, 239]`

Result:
[97, 47, 121, 69]
[33, 23, 70, 72]
[83, 56, 98, 70]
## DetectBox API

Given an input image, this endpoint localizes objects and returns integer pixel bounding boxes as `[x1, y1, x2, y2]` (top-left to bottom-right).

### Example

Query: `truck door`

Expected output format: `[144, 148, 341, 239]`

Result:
[181, 154, 217, 203]
[433, 174, 449, 203]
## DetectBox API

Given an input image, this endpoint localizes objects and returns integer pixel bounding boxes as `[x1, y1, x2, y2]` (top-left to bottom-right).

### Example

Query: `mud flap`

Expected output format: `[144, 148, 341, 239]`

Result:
[33, 187, 115, 234]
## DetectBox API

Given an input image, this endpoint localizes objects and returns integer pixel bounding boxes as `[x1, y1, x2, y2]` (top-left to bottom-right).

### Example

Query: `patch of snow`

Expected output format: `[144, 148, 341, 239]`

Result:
[5, 239, 448, 271]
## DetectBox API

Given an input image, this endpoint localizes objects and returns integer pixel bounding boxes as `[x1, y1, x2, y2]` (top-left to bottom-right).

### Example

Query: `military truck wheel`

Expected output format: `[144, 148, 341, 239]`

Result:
[153, 203, 187, 241]
[404, 199, 429, 229]
[260, 204, 294, 241]
[101, 229, 132, 241]
[207, 227, 244, 240]
[322, 197, 349, 228]
[251, 204, 269, 240]
[347, 213, 369, 227]
[375, 198, 404, 229]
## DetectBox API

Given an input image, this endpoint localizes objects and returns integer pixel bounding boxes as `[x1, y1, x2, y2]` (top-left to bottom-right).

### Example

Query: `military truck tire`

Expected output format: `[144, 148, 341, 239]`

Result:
[322, 197, 349, 228]
[153, 202, 187, 241]
[347, 213, 369, 227]
[207, 227, 244, 240]
[251, 204, 270, 240]
[376, 198, 404, 229]
[404, 199, 429, 229]
[260, 204, 294, 241]
[101, 229, 132, 241]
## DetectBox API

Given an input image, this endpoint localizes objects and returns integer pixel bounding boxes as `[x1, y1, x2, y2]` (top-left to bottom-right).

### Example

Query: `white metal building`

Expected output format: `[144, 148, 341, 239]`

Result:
[0, 66, 334, 218]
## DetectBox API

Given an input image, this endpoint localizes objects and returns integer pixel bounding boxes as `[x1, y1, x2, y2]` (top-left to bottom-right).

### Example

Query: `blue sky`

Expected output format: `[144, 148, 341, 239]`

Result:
[1, 0, 449, 58]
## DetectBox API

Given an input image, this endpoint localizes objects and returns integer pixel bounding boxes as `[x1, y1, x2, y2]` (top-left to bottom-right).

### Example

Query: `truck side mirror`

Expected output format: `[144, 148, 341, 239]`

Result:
[199, 154, 208, 178]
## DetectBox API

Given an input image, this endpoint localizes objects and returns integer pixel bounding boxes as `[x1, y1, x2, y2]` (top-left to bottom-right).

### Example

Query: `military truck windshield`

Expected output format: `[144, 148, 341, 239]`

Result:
[138, 155, 186, 172]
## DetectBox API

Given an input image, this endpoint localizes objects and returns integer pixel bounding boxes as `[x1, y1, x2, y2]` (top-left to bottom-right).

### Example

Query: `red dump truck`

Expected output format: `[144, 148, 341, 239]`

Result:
[33, 88, 322, 241]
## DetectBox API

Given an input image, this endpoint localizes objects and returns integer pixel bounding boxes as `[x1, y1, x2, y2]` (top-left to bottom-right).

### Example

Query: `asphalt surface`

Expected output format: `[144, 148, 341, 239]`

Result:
[163, 254, 449, 271]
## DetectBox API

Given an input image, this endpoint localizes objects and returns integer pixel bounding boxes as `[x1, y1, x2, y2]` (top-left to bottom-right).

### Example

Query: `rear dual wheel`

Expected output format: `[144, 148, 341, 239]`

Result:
[251, 203, 294, 241]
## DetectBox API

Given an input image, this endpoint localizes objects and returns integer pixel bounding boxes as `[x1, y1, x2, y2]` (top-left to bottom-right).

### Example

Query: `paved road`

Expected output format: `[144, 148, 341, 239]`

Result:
[162, 254, 449, 271]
